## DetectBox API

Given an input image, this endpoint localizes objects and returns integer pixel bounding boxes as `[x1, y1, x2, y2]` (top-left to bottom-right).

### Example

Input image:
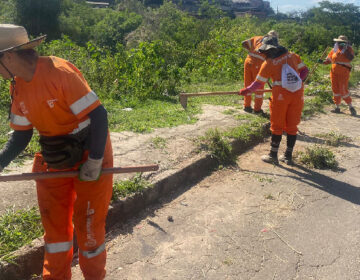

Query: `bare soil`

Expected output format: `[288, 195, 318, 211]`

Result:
[75, 91, 360, 279]
[2, 89, 360, 280]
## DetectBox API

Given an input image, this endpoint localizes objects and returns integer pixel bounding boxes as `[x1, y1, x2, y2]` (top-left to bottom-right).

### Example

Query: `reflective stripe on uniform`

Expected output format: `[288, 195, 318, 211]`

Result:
[333, 93, 341, 97]
[249, 52, 265, 61]
[70, 91, 99, 115]
[271, 147, 279, 152]
[80, 243, 105, 259]
[333, 62, 352, 67]
[247, 39, 252, 49]
[45, 240, 73, 254]
[70, 119, 91, 135]
[272, 81, 282, 86]
[256, 75, 267, 82]
[297, 62, 305, 69]
[342, 93, 350, 99]
[10, 113, 31, 126]
[255, 94, 263, 98]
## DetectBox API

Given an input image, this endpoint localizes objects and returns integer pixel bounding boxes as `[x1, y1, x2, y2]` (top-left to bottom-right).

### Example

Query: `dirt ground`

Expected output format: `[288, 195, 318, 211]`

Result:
[1, 89, 360, 279]
[69, 91, 360, 279]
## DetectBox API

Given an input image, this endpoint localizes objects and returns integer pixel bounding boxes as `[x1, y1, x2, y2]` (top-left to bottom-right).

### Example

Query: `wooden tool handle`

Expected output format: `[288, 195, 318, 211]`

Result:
[180, 89, 272, 97]
[0, 164, 159, 182]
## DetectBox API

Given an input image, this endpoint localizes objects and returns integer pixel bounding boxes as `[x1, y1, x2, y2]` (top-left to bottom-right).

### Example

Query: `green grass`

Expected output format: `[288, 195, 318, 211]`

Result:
[265, 194, 275, 200]
[105, 97, 201, 133]
[349, 69, 360, 88]
[196, 114, 269, 165]
[112, 173, 152, 201]
[224, 114, 268, 142]
[302, 95, 331, 120]
[315, 131, 351, 147]
[295, 145, 338, 169]
[197, 128, 235, 165]
[150, 136, 167, 149]
[0, 207, 43, 261]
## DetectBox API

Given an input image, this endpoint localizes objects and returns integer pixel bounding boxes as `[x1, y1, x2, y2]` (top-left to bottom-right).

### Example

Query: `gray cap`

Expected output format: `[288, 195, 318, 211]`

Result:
[257, 36, 279, 52]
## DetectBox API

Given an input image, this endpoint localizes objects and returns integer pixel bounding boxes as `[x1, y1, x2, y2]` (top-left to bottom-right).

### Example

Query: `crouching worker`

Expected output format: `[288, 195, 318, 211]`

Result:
[239, 36, 309, 164]
[321, 35, 356, 116]
[0, 24, 113, 279]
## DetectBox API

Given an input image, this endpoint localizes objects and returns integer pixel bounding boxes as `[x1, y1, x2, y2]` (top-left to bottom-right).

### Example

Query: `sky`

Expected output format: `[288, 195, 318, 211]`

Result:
[269, 0, 360, 13]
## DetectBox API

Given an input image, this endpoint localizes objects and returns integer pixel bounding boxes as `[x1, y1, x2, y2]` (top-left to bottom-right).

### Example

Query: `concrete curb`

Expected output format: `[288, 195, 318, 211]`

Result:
[0, 123, 270, 280]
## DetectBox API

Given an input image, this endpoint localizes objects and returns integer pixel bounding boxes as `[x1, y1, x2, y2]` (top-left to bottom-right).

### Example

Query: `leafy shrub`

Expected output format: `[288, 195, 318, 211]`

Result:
[296, 145, 338, 169]
[112, 173, 152, 201]
[198, 128, 235, 165]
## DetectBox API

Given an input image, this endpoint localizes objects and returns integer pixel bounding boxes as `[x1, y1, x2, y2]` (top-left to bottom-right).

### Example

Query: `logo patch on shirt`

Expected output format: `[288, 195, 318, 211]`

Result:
[278, 94, 284, 100]
[19, 102, 29, 114]
[47, 99, 58, 108]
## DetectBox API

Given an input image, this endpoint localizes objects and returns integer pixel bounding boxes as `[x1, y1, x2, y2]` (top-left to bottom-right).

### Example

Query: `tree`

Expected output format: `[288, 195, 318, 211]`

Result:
[14, 0, 61, 39]
[303, 1, 360, 45]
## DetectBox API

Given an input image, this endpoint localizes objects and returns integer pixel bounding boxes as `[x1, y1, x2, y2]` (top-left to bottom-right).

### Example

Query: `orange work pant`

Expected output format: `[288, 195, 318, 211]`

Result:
[269, 88, 304, 136]
[244, 56, 264, 111]
[33, 135, 113, 280]
[330, 67, 352, 105]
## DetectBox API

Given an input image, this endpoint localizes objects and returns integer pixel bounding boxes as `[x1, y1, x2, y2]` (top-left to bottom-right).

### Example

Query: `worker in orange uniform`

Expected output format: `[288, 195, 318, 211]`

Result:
[241, 30, 278, 114]
[320, 35, 356, 116]
[0, 24, 113, 279]
[239, 36, 309, 164]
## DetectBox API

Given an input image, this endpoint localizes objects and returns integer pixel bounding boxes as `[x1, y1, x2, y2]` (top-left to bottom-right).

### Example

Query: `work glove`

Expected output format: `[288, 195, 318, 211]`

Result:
[79, 157, 103, 181]
[317, 59, 324, 64]
[239, 88, 250, 96]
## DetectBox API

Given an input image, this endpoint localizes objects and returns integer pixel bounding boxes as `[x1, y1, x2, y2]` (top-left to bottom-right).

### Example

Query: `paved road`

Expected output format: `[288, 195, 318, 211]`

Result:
[72, 95, 360, 279]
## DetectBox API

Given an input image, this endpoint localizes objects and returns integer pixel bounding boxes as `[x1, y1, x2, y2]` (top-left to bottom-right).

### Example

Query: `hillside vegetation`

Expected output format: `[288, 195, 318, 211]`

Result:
[0, 0, 359, 122]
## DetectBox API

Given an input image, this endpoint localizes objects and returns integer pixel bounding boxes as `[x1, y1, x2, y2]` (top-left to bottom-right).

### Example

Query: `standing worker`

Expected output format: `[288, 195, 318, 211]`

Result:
[0, 24, 113, 279]
[320, 35, 356, 116]
[239, 36, 309, 164]
[241, 30, 278, 113]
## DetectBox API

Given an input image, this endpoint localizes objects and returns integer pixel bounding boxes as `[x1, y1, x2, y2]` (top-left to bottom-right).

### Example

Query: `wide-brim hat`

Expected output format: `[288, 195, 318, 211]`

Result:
[258, 36, 279, 52]
[333, 35, 348, 43]
[0, 24, 46, 54]
[267, 30, 278, 38]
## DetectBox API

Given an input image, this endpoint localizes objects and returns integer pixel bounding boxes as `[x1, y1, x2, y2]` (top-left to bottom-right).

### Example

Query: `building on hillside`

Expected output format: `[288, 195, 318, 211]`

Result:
[86, 1, 110, 8]
[231, 0, 271, 17]
[173, 0, 272, 17]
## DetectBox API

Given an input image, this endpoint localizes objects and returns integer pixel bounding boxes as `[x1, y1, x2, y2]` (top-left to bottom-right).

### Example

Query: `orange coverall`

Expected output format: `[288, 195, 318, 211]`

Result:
[10, 56, 113, 279]
[243, 36, 266, 111]
[255, 52, 307, 136]
[325, 46, 354, 105]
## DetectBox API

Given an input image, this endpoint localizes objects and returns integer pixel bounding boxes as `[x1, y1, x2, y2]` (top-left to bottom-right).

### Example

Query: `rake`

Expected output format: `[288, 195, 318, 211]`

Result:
[179, 89, 272, 109]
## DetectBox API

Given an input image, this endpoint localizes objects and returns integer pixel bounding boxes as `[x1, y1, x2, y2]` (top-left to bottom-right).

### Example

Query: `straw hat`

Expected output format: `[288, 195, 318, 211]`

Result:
[0, 24, 46, 54]
[333, 35, 348, 43]
[258, 36, 279, 52]
[267, 30, 279, 38]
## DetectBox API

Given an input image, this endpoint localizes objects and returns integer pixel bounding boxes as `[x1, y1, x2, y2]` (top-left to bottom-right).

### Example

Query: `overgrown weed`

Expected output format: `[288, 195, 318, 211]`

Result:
[295, 145, 338, 169]
[0, 207, 43, 261]
[112, 173, 152, 201]
[151, 136, 167, 149]
[197, 128, 235, 165]
[315, 131, 351, 147]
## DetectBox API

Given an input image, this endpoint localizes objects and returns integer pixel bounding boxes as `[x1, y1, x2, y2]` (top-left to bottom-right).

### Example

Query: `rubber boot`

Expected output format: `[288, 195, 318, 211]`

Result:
[261, 134, 281, 164]
[279, 134, 296, 165]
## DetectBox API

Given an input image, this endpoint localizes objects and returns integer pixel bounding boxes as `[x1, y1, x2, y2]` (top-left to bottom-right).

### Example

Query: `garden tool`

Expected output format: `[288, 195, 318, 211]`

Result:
[304, 46, 331, 84]
[179, 89, 272, 109]
[0, 164, 159, 182]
